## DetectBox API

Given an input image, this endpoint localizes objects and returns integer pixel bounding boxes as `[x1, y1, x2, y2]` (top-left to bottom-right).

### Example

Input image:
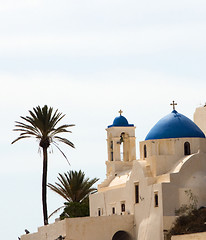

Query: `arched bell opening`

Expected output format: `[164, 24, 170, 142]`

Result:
[118, 132, 130, 162]
[112, 230, 132, 240]
[119, 132, 125, 161]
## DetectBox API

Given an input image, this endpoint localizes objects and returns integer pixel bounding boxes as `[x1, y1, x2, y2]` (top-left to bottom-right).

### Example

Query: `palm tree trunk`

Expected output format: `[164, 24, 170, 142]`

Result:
[42, 147, 48, 225]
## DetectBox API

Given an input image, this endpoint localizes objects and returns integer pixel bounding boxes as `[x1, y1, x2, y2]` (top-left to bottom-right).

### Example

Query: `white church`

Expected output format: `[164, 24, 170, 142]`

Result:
[22, 103, 206, 240]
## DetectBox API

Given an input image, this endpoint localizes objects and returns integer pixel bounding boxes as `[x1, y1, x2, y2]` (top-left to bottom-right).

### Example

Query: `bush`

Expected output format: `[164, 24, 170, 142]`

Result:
[166, 190, 206, 239]
[60, 198, 89, 220]
[169, 207, 206, 236]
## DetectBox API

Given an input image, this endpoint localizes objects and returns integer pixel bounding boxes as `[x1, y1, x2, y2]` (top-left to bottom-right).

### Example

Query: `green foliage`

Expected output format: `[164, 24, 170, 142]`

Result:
[60, 198, 90, 219]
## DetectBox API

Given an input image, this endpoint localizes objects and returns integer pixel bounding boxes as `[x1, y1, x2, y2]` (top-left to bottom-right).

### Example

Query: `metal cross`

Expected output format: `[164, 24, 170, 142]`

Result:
[119, 109, 123, 115]
[170, 101, 177, 110]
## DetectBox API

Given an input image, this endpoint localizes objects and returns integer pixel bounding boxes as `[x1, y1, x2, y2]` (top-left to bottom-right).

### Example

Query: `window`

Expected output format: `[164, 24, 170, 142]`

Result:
[121, 203, 125, 212]
[110, 141, 114, 161]
[184, 142, 191, 155]
[110, 141, 113, 150]
[144, 145, 147, 158]
[112, 207, 115, 214]
[111, 151, 113, 161]
[135, 184, 139, 204]
[98, 208, 101, 216]
[154, 192, 158, 207]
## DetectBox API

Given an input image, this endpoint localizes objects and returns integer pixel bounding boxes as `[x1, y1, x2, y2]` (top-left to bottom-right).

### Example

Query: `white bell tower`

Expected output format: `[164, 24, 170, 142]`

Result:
[106, 110, 136, 176]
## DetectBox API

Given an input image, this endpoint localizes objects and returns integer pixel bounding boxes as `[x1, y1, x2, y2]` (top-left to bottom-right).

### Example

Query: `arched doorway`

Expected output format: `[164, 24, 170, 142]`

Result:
[112, 231, 132, 240]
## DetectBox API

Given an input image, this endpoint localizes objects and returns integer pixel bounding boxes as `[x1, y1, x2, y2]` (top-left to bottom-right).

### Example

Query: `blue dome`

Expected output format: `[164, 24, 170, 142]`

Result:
[145, 110, 205, 140]
[108, 115, 134, 128]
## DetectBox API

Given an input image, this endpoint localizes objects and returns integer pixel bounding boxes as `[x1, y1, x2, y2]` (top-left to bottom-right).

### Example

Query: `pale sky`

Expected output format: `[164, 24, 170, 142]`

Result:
[1, 0, 206, 239]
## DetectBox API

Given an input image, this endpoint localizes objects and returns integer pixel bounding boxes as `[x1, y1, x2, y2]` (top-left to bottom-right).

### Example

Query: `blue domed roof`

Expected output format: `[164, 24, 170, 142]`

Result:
[145, 110, 205, 140]
[108, 113, 134, 128]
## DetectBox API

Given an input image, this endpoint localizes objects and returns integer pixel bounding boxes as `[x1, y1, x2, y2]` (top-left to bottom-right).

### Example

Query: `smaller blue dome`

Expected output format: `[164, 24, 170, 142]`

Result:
[108, 114, 134, 128]
[145, 110, 205, 140]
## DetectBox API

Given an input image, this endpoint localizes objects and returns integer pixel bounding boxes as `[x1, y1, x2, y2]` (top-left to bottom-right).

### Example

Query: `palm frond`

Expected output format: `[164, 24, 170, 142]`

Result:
[52, 142, 71, 165]
[48, 206, 64, 219]
[50, 124, 75, 137]
[48, 183, 71, 202]
[54, 136, 75, 148]
[14, 121, 40, 134]
[48, 170, 99, 203]
[11, 135, 33, 144]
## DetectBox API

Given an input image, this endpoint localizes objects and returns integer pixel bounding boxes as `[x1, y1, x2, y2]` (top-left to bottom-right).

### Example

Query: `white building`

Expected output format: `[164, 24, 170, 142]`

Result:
[22, 104, 206, 240]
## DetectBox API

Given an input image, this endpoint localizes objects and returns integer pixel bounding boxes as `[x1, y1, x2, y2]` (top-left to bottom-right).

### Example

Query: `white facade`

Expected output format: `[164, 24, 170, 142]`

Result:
[90, 106, 206, 240]
[22, 106, 206, 240]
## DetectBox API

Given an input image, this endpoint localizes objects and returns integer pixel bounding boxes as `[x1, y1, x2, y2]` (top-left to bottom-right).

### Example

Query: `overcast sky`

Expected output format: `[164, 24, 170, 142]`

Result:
[1, 0, 206, 239]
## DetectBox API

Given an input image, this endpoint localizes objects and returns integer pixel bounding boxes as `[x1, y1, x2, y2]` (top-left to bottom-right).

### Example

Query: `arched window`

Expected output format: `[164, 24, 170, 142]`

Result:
[144, 144, 147, 158]
[184, 142, 191, 155]
[121, 203, 125, 212]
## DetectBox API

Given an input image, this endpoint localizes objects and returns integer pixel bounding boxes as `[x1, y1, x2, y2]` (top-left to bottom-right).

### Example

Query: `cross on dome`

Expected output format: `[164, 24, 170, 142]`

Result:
[170, 101, 177, 110]
[119, 109, 123, 116]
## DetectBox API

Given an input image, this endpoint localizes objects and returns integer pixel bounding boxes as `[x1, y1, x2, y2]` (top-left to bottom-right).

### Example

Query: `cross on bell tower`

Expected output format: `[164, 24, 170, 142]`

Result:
[170, 101, 177, 110]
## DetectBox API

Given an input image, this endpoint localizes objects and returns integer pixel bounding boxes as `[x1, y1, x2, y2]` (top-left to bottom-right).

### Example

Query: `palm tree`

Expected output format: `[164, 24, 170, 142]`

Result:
[12, 105, 75, 225]
[48, 170, 99, 218]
